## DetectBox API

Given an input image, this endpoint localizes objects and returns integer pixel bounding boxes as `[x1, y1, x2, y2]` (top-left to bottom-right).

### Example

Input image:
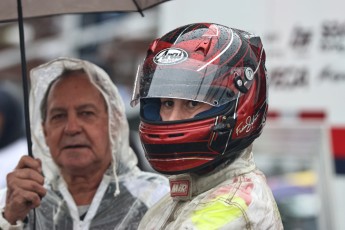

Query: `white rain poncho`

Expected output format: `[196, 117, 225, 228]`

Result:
[1, 57, 169, 230]
[138, 146, 283, 230]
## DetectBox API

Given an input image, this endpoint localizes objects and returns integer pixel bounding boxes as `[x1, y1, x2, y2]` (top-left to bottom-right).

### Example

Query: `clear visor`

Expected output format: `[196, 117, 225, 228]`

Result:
[131, 57, 257, 107]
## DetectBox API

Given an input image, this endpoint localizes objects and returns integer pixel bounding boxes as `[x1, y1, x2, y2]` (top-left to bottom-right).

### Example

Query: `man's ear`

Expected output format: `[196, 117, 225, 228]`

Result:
[42, 122, 48, 138]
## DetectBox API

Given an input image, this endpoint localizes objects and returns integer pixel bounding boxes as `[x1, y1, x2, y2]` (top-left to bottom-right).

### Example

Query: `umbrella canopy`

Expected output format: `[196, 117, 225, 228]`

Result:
[0, 0, 170, 22]
[0, 0, 171, 157]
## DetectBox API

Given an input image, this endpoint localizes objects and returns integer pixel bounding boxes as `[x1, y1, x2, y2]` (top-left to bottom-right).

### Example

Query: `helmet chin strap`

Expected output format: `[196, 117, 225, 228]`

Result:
[212, 94, 240, 156]
[223, 94, 240, 154]
[192, 96, 240, 175]
[222, 119, 235, 156]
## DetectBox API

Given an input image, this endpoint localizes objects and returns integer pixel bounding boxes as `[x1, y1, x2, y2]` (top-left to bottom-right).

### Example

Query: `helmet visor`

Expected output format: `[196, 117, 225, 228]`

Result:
[131, 57, 256, 107]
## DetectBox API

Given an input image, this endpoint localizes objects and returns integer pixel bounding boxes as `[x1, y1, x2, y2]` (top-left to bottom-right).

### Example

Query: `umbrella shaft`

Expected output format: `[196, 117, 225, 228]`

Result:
[17, 0, 33, 157]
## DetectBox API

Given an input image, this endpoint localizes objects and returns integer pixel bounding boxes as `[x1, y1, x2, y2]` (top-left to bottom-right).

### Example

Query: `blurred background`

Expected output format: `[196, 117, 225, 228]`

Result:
[0, 0, 344, 229]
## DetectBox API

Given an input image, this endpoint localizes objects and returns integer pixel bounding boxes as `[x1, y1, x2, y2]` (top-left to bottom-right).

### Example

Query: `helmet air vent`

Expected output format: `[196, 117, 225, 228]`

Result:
[194, 38, 212, 56]
[168, 133, 184, 138]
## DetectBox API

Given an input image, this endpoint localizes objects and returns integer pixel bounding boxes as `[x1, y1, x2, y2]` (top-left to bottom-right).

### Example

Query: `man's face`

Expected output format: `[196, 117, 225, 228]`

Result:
[43, 72, 111, 175]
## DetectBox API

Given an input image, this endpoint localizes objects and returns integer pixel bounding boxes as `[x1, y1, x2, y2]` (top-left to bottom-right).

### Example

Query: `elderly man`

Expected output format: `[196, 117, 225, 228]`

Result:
[0, 57, 168, 229]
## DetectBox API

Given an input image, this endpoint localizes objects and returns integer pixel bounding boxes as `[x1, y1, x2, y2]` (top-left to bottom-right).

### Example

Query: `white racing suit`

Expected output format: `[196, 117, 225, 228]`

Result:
[0, 57, 169, 230]
[139, 146, 283, 230]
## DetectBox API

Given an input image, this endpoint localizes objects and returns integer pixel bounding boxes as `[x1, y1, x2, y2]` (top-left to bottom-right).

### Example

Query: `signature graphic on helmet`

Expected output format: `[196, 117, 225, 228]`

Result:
[236, 112, 260, 135]
[153, 48, 188, 65]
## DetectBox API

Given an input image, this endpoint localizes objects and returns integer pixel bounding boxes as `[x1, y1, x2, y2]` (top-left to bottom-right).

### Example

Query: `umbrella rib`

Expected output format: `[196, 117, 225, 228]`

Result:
[132, 0, 145, 17]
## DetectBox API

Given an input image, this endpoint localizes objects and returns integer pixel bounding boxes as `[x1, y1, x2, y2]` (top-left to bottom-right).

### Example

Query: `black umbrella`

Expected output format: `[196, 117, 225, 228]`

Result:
[0, 0, 171, 157]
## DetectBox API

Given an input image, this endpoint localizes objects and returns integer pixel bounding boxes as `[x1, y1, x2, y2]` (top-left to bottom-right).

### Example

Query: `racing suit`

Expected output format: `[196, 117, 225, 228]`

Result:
[138, 146, 283, 230]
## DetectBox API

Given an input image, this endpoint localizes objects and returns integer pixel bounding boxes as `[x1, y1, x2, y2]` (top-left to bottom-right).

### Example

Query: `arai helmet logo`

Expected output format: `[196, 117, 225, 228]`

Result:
[153, 48, 188, 65]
